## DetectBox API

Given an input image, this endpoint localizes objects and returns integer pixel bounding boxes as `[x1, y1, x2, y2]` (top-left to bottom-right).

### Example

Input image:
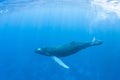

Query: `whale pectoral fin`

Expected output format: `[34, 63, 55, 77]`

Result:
[51, 56, 70, 69]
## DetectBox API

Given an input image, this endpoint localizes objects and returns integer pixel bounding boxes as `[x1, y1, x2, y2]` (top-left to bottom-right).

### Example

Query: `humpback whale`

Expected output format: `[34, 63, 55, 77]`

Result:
[34, 37, 103, 69]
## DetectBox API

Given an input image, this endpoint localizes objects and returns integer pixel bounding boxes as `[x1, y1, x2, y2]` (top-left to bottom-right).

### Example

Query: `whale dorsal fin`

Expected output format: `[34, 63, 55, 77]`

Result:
[51, 56, 70, 69]
[70, 41, 76, 45]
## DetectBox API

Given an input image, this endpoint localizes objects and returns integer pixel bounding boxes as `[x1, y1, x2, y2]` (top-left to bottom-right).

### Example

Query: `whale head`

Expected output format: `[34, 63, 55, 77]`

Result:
[34, 48, 46, 55]
[34, 48, 50, 56]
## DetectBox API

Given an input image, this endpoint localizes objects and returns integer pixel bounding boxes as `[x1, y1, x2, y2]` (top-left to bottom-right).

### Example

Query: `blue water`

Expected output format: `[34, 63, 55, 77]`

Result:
[0, 0, 120, 80]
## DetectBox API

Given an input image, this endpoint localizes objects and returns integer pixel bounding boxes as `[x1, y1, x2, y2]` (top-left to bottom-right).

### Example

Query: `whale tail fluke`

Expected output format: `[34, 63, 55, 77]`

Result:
[92, 36, 96, 42]
[91, 37, 103, 46]
[51, 56, 70, 69]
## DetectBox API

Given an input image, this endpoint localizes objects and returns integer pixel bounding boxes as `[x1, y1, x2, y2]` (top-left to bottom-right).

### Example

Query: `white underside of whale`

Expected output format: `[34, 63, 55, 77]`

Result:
[51, 56, 70, 69]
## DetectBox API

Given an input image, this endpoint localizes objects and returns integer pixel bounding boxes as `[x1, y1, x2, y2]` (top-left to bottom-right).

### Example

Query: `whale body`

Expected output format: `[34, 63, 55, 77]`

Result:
[34, 38, 103, 69]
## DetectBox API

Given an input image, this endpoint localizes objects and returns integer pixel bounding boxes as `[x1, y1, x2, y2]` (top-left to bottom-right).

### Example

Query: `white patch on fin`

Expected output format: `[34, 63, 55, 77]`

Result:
[51, 56, 70, 69]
